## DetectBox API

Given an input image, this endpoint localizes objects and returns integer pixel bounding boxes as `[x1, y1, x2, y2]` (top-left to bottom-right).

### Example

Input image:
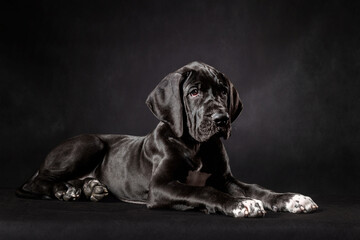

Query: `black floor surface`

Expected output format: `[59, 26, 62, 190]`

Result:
[0, 189, 359, 240]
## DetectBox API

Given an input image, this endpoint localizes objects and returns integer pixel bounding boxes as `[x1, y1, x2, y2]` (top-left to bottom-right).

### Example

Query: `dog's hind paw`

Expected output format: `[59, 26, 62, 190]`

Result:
[83, 179, 109, 202]
[54, 184, 81, 201]
[232, 198, 266, 218]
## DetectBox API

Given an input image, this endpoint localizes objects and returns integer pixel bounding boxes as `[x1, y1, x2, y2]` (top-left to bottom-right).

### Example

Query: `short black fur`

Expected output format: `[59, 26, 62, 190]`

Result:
[16, 62, 318, 217]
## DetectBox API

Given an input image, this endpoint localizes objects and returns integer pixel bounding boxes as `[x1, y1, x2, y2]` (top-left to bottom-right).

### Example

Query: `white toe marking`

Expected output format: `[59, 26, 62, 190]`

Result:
[232, 206, 243, 217]
[286, 194, 318, 213]
[232, 199, 265, 217]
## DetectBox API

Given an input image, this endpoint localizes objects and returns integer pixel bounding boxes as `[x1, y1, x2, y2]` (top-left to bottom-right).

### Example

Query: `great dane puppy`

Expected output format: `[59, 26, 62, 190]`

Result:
[17, 61, 318, 217]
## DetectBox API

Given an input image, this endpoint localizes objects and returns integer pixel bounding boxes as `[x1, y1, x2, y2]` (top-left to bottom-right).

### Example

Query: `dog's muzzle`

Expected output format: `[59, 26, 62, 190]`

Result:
[210, 112, 231, 139]
[212, 112, 229, 127]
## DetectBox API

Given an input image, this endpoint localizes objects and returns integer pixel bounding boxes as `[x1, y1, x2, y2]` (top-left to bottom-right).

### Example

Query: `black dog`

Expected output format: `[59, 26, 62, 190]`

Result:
[16, 62, 318, 217]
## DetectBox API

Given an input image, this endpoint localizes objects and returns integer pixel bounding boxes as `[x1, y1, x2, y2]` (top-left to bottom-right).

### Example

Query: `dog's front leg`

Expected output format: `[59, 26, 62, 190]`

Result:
[224, 175, 318, 213]
[147, 180, 265, 218]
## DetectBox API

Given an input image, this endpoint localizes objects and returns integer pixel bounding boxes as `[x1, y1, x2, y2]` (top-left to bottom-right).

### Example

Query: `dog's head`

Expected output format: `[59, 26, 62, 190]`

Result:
[146, 61, 242, 142]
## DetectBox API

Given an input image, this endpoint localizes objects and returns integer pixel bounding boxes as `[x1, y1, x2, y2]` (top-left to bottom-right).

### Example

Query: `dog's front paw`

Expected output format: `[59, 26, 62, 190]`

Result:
[272, 194, 318, 213]
[231, 198, 266, 218]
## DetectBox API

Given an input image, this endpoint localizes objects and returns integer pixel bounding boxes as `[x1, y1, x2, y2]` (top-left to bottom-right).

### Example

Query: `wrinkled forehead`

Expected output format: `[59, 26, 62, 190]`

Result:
[179, 62, 228, 89]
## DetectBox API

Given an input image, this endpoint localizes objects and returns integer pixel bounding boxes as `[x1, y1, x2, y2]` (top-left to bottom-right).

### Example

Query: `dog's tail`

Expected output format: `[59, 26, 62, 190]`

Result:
[15, 171, 51, 199]
[15, 185, 43, 199]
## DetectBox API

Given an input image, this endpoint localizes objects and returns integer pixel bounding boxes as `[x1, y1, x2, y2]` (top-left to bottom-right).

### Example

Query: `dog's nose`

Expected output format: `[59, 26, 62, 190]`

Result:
[212, 113, 229, 127]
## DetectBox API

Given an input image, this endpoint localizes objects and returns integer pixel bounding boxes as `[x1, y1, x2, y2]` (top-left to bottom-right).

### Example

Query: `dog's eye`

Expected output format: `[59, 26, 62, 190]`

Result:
[189, 89, 199, 97]
[221, 89, 227, 95]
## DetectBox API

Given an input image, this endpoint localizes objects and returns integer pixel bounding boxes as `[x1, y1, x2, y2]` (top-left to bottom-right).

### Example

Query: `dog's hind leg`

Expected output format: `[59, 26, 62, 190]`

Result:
[82, 178, 109, 202]
[16, 135, 107, 200]
[53, 180, 82, 201]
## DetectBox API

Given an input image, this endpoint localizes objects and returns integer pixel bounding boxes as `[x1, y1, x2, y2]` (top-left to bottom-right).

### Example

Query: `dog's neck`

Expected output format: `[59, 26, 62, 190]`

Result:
[168, 134, 200, 154]
[179, 131, 201, 152]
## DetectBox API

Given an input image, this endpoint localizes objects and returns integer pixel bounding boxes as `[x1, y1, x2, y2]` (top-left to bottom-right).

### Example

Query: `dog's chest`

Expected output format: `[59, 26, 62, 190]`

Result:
[184, 156, 211, 187]
[186, 170, 211, 187]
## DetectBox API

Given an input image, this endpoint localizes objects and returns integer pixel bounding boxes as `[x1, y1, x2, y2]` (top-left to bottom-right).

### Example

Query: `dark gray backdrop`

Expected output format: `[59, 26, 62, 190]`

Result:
[1, 0, 359, 195]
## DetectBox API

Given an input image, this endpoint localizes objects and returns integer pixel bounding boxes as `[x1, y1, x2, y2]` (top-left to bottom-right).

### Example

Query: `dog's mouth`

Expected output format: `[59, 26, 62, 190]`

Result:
[216, 125, 231, 139]
[196, 120, 231, 142]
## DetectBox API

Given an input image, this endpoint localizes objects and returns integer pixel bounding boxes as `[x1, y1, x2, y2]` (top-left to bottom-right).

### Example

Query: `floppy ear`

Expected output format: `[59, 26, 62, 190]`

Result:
[228, 81, 243, 122]
[146, 73, 184, 137]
